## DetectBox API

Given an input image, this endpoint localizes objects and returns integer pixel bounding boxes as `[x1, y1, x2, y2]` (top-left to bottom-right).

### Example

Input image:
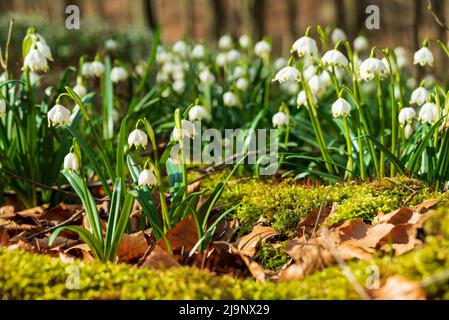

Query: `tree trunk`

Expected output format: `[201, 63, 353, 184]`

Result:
[181, 0, 194, 37]
[334, 0, 346, 30]
[239, 0, 265, 40]
[413, 0, 422, 79]
[143, 0, 157, 30]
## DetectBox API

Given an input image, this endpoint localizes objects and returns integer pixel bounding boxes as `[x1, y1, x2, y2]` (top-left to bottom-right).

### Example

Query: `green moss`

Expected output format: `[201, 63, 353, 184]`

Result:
[206, 174, 447, 234]
[254, 242, 291, 272]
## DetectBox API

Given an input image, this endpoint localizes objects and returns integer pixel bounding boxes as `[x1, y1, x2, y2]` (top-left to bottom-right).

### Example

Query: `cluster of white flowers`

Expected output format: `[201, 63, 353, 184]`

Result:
[82, 60, 105, 78]
[23, 33, 53, 72]
[111, 66, 128, 83]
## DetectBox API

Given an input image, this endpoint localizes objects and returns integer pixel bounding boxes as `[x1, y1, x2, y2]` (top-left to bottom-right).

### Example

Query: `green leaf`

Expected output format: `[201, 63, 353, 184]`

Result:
[362, 134, 405, 174]
[109, 193, 134, 259]
[166, 157, 183, 198]
[116, 117, 128, 186]
[102, 56, 114, 140]
[104, 178, 122, 258]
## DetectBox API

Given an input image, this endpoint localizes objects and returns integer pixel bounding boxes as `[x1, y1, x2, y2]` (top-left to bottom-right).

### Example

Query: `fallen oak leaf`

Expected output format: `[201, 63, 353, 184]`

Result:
[141, 245, 180, 269]
[369, 275, 426, 300]
[234, 225, 279, 257]
[296, 207, 332, 237]
[118, 231, 149, 263]
[229, 245, 270, 282]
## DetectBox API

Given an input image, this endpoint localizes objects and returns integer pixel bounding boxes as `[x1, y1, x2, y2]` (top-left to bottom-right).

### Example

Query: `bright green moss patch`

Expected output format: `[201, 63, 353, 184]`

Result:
[254, 242, 291, 272]
[205, 174, 448, 234]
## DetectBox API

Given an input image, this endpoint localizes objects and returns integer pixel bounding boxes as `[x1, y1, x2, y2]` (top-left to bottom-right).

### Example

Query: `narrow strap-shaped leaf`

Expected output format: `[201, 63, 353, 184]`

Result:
[363, 134, 405, 174]
[166, 157, 183, 198]
[104, 178, 122, 257]
[116, 117, 128, 187]
[102, 56, 114, 140]
[109, 193, 134, 260]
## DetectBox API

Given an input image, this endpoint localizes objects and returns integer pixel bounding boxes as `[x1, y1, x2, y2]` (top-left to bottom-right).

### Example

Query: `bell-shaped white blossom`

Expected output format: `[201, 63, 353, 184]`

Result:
[308, 75, 326, 97]
[35, 41, 53, 61]
[331, 28, 347, 44]
[138, 169, 158, 187]
[172, 79, 185, 94]
[233, 66, 245, 79]
[410, 87, 430, 106]
[272, 112, 289, 127]
[226, 49, 240, 63]
[23, 47, 48, 72]
[321, 49, 348, 68]
[199, 69, 215, 85]
[331, 98, 351, 117]
[216, 52, 227, 67]
[236, 78, 249, 91]
[81, 62, 95, 77]
[218, 35, 233, 50]
[359, 58, 388, 81]
[0, 99, 6, 117]
[353, 36, 369, 51]
[404, 124, 414, 139]
[303, 65, 316, 81]
[398, 107, 416, 125]
[188, 105, 209, 121]
[48, 104, 71, 127]
[172, 41, 189, 57]
[414, 47, 434, 67]
[192, 44, 206, 59]
[394, 47, 408, 69]
[110, 66, 128, 83]
[419, 102, 439, 124]
[296, 90, 317, 107]
[273, 66, 300, 83]
[223, 91, 239, 107]
[105, 39, 118, 51]
[73, 84, 87, 99]
[239, 35, 251, 49]
[291, 36, 318, 58]
[254, 40, 271, 58]
[172, 120, 197, 140]
[274, 57, 287, 71]
[91, 61, 105, 77]
[63, 152, 79, 172]
[128, 129, 148, 149]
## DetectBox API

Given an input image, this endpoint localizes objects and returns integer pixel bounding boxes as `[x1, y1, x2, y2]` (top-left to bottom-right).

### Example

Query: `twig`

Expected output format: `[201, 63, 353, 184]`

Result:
[427, 0, 449, 31]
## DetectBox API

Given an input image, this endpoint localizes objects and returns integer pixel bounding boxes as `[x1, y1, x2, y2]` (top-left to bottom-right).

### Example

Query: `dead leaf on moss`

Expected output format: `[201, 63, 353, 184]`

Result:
[369, 276, 426, 300]
[0, 205, 15, 218]
[411, 198, 440, 214]
[65, 243, 94, 261]
[118, 231, 149, 263]
[141, 245, 180, 269]
[229, 245, 269, 282]
[159, 216, 198, 253]
[297, 208, 332, 236]
[234, 225, 279, 257]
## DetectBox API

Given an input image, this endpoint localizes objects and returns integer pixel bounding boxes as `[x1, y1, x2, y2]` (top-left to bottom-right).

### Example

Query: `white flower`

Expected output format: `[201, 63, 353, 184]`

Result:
[381, 57, 395, 74]
[156, 48, 170, 64]
[189, 105, 209, 121]
[236, 78, 249, 91]
[226, 49, 240, 63]
[239, 35, 251, 49]
[297, 90, 316, 107]
[35, 41, 53, 61]
[308, 75, 326, 97]
[73, 84, 87, 99]
[353, 36, 369, 51]
[272, 112, 289, 127]
[23, 47, 48, 72]
[419, 102, 439, 124]
[48, 104, 71, 126]
[394, 47, 408, 68]
[91, 61, 105, 77]
[273, 66, 300, 83]
[414, 47, 433, 67]
[29, 72, 40, 86]
[128, 129, 148, 149]
[274, 57, 287, 71]
[404, 124, 414, 139]
[303, 65, 316, 81]
[331, 98, 351, 117]
[398, 107, 416, 125]
[173, 41, 189, 56]
[172, 79, 185, 94]
[156, 72, 169, 83]
[138, 169, 157, 187]
[105, 39, 118, 51]
[281, 80, 299, 95]
[410, 87, 430, 106]
[172, 119, 197, 140]
[320, 71, 332, 87]
[233, 66, 245, 79]
[81, 62, 95, 77]
[216, 52, 227, 67]
[110, 66, 128, 83]
[321, 49, 348, 68]
[331, 28, 347, 44]
[63, 152, 79, 172]
[291, 36, 318, 58]
[192, 44, 206, 59]
[135, 61, 146, 76]
[254, 40, 271, 58]
[223, 91, 239, 107]
[218, 35, 233, 50]
[199, 69, 215, 85]
[0, 99, 6, 117]
[359, 58, 388, 81]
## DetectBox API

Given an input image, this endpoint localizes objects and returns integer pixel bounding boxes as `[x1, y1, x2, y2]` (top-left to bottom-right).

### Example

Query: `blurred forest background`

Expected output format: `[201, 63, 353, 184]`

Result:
[1, 0, 449, 77]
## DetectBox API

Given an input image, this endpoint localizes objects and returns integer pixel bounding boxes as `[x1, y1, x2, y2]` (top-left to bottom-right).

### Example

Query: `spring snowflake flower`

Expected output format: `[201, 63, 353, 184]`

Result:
[236, 78, 249, 91]
[394, 47, 408, 68]
[321, 49, 348, 68]
[172, 120, 197, 140]
[216, 52, 227, 67]
[331, 28, 347, 44]
[138, 169, 157, 187]
[291, 36, 318, 58]
[48, 104, 71, 127]
[218, 35, 233, 50]
[172, 41, 189, 57]
[414, 47, 434, 67]
[199, 69, 215, 85]
[105, 38, 118, 51]
[272, 112, 289, 127]
[296, 90, 317, 108]
[359, 58, 388, 81]
[239, 35, 251, 49]
[273, 66, 300, 83]
[233, 66, 245, 79]
[404, 124, 414, 139]
[23, 47, 48, 72]
[419, 102, 439, 124]
[410, 87, 430, 106]
[81, 62, 95, 77]
[274, 57, 287, 71]
[91, 61, 105, 77]
[353, 36, 369, 51]
[303, 65, 316, 81]
[73, 84, 87, 99]
[188, 105, 209, 121]
[331, 98, 351, 117]
[254, 40, 271, 58]
[110, 66, 128, 83]
[398, 107, 416, 125]
[308, 75, 326, 97]
[223, 91, 239, 107]
[0, 99, 6, 117]
[63, 152, 79, 172]
[128, 129, 148, 149]
[192, 44, 206, 59]
[172, 79, 185, 94]
[226, 49, 240, 63]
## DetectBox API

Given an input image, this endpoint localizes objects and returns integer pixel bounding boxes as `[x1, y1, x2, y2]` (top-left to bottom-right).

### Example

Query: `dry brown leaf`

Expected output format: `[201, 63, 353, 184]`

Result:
[65, 243, 94, 261]
[234, 225, 279, 257]
[411, 198, 440, 214]
[0, 205, 15, 218]
[159, 216, 198, 253]
[141, 245, 180, 269]
[118, 231, 148, 263]
[59, 252, 76, 263]
[35, 236, 77, 249]
[0, 226, 9, 245]
[40, 203, 82, 222]
[229, 245, 268, 282]
[296, 207, 332, 236]
[370, 276, 426, 300]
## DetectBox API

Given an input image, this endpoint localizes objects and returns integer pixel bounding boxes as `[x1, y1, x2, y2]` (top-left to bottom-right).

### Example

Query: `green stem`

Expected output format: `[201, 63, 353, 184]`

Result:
[342, 117, 353, 179]
[375, 76, 385, 178]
